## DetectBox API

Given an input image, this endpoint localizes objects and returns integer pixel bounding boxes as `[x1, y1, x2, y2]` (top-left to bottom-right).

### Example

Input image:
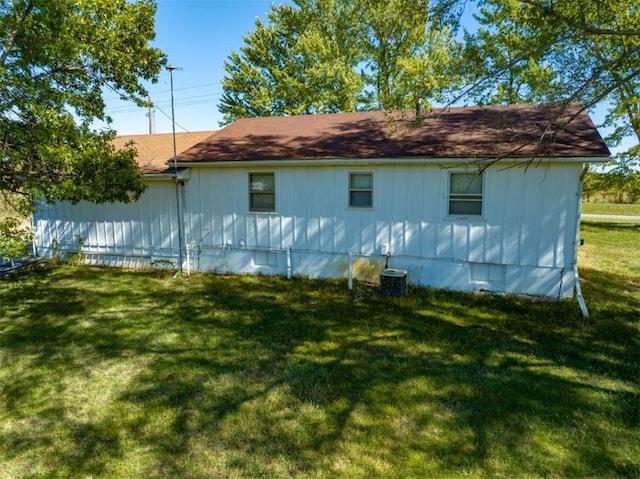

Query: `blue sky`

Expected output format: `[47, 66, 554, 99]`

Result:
[103, 0, 277, 135]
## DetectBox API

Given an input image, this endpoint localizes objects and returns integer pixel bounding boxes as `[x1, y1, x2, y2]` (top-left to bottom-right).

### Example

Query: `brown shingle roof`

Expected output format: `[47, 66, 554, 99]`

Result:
[113, 131, 216, 174]
[178, 103, 609, 163]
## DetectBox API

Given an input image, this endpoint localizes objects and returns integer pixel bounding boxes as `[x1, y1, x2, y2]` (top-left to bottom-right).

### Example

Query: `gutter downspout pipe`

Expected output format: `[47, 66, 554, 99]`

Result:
[574, 164, 590, 318]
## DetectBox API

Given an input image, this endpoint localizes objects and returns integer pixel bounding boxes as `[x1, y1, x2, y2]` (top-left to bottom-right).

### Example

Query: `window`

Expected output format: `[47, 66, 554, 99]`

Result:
[448, 172, 483, 216]
[249, 172, 275, 212]
[349, 172, 373, 208]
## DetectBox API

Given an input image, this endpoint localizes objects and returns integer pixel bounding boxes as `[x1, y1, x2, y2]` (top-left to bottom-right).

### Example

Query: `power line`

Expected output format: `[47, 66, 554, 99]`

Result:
[155, 104, 190, 132]
[152, 93, 222, 109]
[102, 82, 221, 102]
[104, 93, 222, 114]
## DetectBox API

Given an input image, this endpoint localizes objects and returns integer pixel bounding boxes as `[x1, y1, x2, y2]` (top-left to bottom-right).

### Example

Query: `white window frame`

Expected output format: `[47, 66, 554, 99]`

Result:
[348, 171, 374, 209]
[248, 172, 276, 213]
[447, 171, 484, 218]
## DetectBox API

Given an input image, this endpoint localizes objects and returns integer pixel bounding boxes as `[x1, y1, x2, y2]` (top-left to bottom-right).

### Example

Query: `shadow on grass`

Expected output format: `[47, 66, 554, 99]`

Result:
[580, 265, 640, 310]
[0, 266, 638, 478]
[581, 220, 640, 229]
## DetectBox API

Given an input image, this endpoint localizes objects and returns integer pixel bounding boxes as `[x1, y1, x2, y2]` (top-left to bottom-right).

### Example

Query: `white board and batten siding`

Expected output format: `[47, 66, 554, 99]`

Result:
[182, 161, 585, 298]
[33, 160, 587, 298]
[35, 180, 180, 269]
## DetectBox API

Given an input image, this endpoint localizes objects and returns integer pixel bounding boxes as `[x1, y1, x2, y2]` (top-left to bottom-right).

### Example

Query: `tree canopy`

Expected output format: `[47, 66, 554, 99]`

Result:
[459, 0, 639, 172]
[0, 0, 166, 215]
[219, 1, 363, 120]
[219, 0, 639, 172]
[219, 0, 459, 124]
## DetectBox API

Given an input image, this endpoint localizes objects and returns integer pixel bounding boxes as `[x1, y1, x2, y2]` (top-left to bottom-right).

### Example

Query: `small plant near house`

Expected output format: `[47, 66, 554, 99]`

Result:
[151, 258, 177, 269]
[350, 282, 377, 303]
[0, 217, 32, 268]
[64, 235, 86, 266]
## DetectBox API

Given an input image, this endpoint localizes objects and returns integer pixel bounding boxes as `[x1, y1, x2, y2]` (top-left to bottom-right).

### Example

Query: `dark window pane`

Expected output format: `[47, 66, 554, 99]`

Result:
[251, 193, 275, 211]
[449, 199, 482, 215]
[350, 191, 372, 207]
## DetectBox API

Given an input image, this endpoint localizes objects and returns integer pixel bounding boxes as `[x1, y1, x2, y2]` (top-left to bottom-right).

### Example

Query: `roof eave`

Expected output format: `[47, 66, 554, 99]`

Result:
[175, 155, 610, 168]
[142, 173, 175, 180]
[142, 168, 191, 180]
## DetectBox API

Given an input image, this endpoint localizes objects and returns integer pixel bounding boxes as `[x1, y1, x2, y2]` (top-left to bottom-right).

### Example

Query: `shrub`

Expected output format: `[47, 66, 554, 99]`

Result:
[0, 217, 33, 262]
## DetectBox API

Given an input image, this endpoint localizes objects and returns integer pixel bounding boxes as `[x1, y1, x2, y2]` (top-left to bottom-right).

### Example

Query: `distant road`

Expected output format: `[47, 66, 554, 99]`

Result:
[581, 214, 640, 223]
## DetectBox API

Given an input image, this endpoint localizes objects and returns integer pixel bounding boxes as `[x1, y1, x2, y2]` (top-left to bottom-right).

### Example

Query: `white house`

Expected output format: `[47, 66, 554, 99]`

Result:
[34, 131, 213, 268]
[34, 103, 610, 298]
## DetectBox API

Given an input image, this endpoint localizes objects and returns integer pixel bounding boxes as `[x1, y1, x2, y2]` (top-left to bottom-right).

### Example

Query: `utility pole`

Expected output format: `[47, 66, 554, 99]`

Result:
[147, 96, 154, 134]
[167, 65, 184, 276]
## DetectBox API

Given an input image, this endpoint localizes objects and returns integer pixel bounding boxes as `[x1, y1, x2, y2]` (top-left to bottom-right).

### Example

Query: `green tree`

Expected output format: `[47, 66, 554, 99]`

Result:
[0, 216, 32, 264]
[219, 0, 460, 124]
[583, 170, 640, 203]
[220, 0, 638, 171]
[219, 1, 363, 123]
[582, 171, 605, 203]
[623, 172, 640, 203]
[461, 2, 559, 105]
[0, 0, 166, 216]
[458, 0, 639, 171]
[358, 0, 461, 111]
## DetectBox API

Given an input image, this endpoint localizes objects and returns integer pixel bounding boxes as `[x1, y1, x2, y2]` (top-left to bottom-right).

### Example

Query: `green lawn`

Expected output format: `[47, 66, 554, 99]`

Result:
[1, 224, 638, 478]
[582, 201, 640, 216]
[579, 221, 640, 308]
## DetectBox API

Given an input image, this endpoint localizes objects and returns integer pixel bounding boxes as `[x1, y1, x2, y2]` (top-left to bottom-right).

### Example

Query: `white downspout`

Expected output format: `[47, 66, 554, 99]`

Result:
[347, 252, 353, 290]
[30, 210, 38, 257]
[186, 239, 191, 277]
[574, 164, 589, 318]
[286, 246, 292, 280]
[574, 265, 589, 318]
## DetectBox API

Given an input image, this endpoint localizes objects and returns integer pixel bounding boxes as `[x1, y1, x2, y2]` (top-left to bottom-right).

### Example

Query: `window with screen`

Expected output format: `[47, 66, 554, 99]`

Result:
[349, 172, 373, 208]
[448, 172, 483, 216]
[249, 172, 275, 212]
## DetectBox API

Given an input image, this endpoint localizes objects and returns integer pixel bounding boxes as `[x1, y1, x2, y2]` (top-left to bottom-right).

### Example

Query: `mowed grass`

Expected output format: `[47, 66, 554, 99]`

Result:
[582, 201, 640, 216]
[579, 221, 640, 308]
[1, 225, 638, 478]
